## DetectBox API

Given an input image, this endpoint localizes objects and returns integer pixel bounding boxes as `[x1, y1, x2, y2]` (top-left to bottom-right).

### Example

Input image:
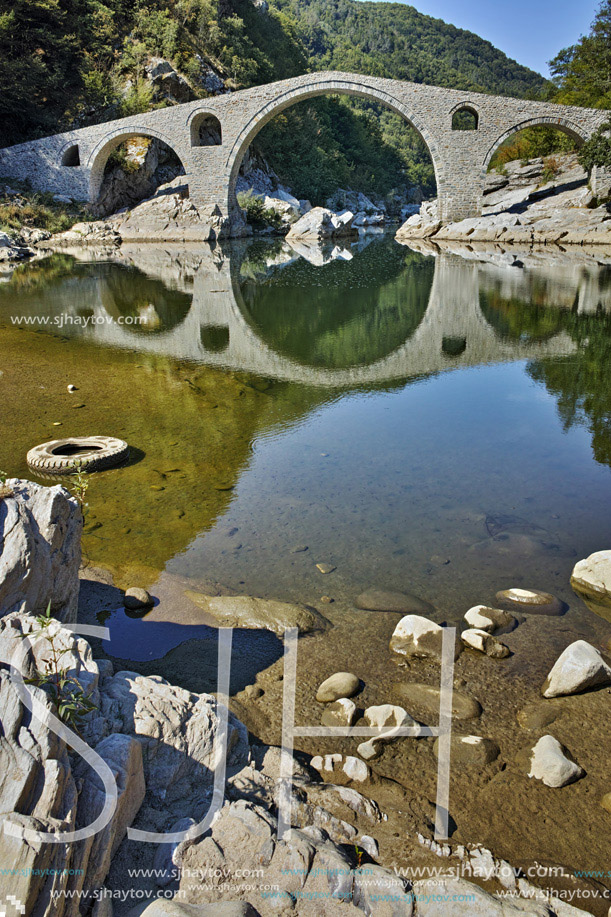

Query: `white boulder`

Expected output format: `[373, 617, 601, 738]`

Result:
[464, 604, 515, 633]
[286, 206, 357, 241]
[542, 640, 611, 697]
[390, 614, 458, 661]
[528, 735, 584, 788]
[461, 628, 510, 658]
[571, 549, 611, 620]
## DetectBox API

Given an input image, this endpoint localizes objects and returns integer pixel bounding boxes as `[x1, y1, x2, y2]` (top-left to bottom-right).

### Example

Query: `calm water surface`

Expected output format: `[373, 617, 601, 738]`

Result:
[1, 235, 610, 660]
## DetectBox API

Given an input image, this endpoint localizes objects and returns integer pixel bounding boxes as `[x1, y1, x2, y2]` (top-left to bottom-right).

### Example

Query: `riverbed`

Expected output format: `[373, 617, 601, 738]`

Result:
[1, 233, 611, 905]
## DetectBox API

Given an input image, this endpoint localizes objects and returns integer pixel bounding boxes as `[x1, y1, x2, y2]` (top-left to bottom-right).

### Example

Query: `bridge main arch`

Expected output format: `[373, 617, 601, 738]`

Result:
[224, 77, 443, 221]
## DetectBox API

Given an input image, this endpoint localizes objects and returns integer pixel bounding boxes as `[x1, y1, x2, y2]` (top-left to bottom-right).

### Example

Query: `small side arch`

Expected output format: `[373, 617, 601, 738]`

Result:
[87, 126, 189, 202]
[61, 143, 81, 167]
[450, 103, 479, 131]
[483, 116, 589, 171]
[189, 111, 222, 147]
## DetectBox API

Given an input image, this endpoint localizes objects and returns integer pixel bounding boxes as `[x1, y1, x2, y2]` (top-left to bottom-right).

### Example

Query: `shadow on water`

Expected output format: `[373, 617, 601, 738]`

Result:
[82, 577, 284, 695]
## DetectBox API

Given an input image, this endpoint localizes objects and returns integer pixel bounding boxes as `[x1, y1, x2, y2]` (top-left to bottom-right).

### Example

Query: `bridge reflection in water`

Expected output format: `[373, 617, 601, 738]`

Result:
[4, 234, 596, 385]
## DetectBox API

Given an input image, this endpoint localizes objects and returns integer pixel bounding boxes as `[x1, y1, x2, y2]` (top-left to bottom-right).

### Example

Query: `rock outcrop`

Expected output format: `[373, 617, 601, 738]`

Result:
[0, 231, 36, 268]
[0, 479, 82, 624]
[397, 153, 611, 246]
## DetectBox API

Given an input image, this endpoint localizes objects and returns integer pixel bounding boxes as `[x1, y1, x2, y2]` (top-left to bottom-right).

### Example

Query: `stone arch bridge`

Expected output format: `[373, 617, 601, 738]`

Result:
[0, 71, 605, 232]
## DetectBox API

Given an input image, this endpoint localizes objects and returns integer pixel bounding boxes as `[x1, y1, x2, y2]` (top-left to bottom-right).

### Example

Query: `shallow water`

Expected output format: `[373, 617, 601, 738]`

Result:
[1, 234, 611, 661]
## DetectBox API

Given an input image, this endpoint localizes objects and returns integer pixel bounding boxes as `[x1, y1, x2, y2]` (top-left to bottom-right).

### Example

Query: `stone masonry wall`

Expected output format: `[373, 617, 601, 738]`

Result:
[0, 71, 605, 232]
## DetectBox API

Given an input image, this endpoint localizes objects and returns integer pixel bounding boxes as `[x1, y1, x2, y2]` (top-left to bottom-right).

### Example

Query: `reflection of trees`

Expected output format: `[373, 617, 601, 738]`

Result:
[480, 289, 568, 343]
[0, 256, 192, 334]
[239, 242, 435, 368]
[528, 311, 611, 469]
[2, 254, 77, 291]
[99, 264, 191, 333]
[484, 284, 611, 469]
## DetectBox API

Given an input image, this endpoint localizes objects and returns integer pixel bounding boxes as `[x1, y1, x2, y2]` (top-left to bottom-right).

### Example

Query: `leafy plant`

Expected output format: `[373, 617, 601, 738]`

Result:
[22, 603, 97, 732]
[237, 192, 284, 230]
[540, 155, 561, 185]
[579, 120, 611, 179]
[0, 470, 13, 499]
[68, 460, 90, 519]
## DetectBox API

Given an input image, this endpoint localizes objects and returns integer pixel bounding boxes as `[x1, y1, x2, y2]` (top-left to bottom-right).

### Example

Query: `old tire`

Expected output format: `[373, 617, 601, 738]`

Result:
[26, 436, 129, 475]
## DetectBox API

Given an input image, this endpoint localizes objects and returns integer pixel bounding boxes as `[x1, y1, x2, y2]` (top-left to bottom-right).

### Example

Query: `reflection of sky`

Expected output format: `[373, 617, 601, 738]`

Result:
[102, 605, 282, 692]
[169, 359, 611, 621]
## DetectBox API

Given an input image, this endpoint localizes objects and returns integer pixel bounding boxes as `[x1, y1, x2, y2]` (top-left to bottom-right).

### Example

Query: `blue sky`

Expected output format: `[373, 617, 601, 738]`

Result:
[356, 0, 599, 75]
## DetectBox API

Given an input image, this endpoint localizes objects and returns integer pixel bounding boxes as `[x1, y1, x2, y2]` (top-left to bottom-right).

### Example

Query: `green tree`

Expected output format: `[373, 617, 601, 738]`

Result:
[550, 1, 611, 109]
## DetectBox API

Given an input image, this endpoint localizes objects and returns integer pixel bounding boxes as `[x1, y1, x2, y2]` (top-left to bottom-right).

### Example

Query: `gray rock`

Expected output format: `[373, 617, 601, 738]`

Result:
[528, 735, 584, 788]
[316, 672, 360, 703]
[123, 587, 153, 610]
[355, 587, 434, 615]
[354, 865, 413, 915]
[413, 874, 553, 915]
[542, 640, 611, 697]
[152, 817, 196, 886]
[73, 734, 146, 888]
[0, 479, 82, 624]
[185, 591, 329, 634]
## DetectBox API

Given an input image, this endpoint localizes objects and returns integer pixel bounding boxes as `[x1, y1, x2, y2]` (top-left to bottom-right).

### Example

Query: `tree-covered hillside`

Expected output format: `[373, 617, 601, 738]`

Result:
[272, 0, 547, 98]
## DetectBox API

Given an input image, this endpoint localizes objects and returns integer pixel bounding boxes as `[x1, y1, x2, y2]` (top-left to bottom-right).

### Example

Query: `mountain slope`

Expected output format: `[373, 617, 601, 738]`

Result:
[271, 0, 547, 97]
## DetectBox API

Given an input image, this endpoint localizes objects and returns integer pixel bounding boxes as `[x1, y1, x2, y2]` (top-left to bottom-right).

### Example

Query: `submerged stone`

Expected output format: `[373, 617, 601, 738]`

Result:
[355, 587, 434, 615]
[185, 591, 329, 635]
[393, 682, 482, 721]
[433, 734, 500, 769]
[495, 588, 564, 616]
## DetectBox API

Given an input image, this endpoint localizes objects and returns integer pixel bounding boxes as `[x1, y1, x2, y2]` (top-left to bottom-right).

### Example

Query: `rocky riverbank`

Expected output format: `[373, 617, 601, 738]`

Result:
[397, 154, 611, 246]
[1, 479, 611, 915]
